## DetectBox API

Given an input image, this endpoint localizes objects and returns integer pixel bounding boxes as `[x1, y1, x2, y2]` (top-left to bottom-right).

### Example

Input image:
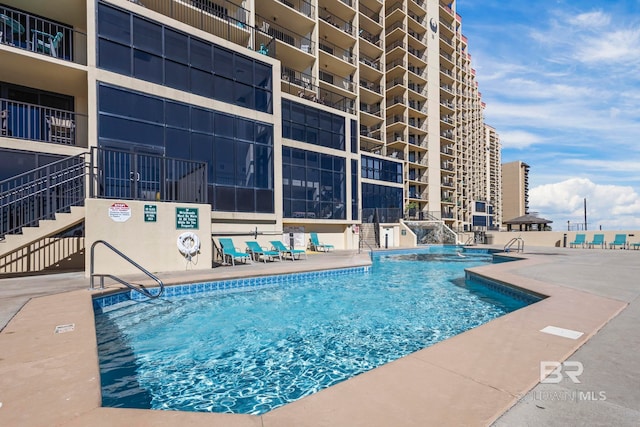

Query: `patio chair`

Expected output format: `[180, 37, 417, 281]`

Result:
[245, 240, 281, 263]
[309, 232, 334, 252]
[630, 242, 640, 250]
[218, 238, 251, 266]
[609, 234, 627, 249]
[46, 115, 75, 145]
[569, 233, 586, 248]
[270, 240, 307, 261]
[31, 30, 63, 57]
[587, 234, 605, 249]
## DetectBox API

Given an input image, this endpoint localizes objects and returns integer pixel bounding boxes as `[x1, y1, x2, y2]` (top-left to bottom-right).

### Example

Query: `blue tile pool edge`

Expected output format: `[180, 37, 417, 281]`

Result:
[465, 271, 547, 304]
[92, 266, 371, 313]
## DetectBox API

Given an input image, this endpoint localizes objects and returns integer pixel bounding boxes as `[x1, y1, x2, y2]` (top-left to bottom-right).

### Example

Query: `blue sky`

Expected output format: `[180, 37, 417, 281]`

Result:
[457, 0, 640, 230]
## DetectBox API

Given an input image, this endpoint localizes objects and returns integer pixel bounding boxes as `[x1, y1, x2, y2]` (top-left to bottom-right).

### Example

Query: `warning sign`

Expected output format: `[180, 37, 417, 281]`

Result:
[109, 202, 132, 222]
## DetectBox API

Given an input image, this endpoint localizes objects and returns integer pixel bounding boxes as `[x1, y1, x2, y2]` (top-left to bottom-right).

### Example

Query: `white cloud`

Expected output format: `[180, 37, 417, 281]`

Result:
[498, 130, 542, 149]
[568, 11, 611, 28]
[529, 178, 640, 230]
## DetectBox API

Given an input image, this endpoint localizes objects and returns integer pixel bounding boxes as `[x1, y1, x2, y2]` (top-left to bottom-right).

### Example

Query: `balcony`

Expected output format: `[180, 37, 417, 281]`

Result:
[359, 77, 382, 94]
[1, 98, 86, 147]
[276, 0, 314, 18]
[282, 69, 354, 114]
[319, 70, 356, 93]
[258, 18, 314, 54]
[319, 10, 355, 37]
[359, 3, 381, 24]
[359, 53, 381, 70]
[359, 102, 382, 117]
[318, 39, 356, 65]
[0, 4, 87, 65]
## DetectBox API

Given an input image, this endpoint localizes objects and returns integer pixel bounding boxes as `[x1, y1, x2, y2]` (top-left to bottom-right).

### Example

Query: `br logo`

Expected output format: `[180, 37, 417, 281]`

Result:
[540, 361, 584, 384]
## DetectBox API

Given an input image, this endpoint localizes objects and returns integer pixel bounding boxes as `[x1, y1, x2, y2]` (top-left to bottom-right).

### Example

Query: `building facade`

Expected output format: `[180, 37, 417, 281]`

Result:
[0, 0, 499, 263]
[501, 160, 530, 226]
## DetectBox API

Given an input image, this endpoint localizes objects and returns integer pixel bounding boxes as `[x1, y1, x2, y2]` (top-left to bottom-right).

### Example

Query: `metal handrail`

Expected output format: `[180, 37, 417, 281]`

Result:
[90, 240, 164, 299]
[0, 152, 87, 237]
[504, 237, 524, 253]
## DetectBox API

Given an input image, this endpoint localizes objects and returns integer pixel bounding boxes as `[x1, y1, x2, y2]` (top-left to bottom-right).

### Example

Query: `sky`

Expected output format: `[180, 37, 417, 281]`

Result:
[456, 0, 640, 231]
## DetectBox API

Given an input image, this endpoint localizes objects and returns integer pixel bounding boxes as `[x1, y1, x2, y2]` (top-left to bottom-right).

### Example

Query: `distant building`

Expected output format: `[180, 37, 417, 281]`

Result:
[501, 161, 529, 228]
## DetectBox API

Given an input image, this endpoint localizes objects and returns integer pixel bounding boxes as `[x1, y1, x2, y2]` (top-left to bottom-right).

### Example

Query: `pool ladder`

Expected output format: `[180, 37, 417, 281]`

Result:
[89, 240, 164, 299]
[504, 237, 524, 253]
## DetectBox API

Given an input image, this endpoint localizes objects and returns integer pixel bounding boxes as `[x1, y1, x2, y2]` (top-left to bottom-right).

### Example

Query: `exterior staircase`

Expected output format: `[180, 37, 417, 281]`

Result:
[359, 223, 379, 249]
[0, 153, 88, 274]
[0, 206, 85, 257]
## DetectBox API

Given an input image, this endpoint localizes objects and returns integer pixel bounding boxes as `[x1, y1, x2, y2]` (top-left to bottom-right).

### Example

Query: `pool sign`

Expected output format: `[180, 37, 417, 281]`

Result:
[176, 207, 199, 229]
[144, 204, 157, 222]
[108, 202, 131, 222]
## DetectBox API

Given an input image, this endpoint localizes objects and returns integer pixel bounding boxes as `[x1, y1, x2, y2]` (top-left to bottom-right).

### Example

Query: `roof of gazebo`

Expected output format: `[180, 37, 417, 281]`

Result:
[504, 213, 553, 225]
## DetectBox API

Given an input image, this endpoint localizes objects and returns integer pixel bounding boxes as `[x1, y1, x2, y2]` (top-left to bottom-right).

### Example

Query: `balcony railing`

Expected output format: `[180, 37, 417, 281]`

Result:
[319, 10, 355, 36]
[359, 77, 382, 94]
[359, 28, 381, 46]
[277, 0, 314, 18]
[90, 147, 208, 204]
[359, 53, 381, 70]
[0, 98, 86, 146]
[319, 70, 356, 92]
[0, 4, 87, 64]
[359, 4, 381, 24]
[0, 153, 87, 238]
[138, 0, 275, 56]
[318, 39, 355, 64]
[359, 103, 382, 116]
[257, 18, 314, 54]
[283, 71, 354, 114]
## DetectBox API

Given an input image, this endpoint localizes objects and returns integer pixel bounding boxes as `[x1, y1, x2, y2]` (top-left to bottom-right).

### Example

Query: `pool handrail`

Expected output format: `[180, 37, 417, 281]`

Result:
[89, 239, 164, 299]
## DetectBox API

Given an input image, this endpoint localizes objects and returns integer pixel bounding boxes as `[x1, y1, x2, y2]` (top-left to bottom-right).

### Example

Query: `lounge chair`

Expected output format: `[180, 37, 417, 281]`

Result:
[569, 233, 586, 248]
[245, 240, 281, 263]
[270, 240, 307, 260]
[587, 234, 605, 249]
[309, 232, 334, 252]
[630, 242, 640, 250]
[609, 234, 627, 249]
[218, 238, 251, 265]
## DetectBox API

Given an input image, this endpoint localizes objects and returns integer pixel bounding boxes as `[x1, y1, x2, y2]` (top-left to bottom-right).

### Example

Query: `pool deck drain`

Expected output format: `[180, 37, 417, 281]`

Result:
[1, 247, 639, 426]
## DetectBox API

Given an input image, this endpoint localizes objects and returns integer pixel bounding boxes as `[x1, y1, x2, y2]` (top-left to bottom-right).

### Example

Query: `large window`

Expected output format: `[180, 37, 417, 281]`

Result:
[361, 155, 403, 183]
[282, 100, 345, 150]
[282, 147, 346, 220]
[98, 84, 274, 213]
[361, 183, 403, 223]
[97, 2, 273, 113]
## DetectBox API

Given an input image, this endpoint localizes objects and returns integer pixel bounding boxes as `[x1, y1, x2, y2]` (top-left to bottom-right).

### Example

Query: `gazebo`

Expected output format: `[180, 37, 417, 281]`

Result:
[503, 213, 553, 231]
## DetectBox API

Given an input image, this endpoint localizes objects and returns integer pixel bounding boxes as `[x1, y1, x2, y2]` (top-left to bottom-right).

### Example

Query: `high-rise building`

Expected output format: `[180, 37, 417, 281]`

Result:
[0, 0, 499, 268]
[501, 160, 530, 225]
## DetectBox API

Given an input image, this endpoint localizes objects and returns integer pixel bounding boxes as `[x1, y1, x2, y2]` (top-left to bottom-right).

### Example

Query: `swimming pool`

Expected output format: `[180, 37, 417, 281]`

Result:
[94, 247, 539, 415]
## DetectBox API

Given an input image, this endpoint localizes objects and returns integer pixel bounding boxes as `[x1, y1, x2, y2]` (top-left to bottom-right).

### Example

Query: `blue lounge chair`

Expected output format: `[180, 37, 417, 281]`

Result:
[218, 238, 251, 265]
[587, 234, 605, 249]
[630, 242, 640, 250]
[569, 233, 586, 248]
[609, 234, 627, 249]
[245, 241, 281, 262]
[309, 232, 334, 252]
[270, 240, 307, 260]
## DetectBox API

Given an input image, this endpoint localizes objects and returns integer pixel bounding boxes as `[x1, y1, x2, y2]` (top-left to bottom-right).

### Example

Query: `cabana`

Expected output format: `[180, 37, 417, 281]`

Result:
[504, 214, 553, 232]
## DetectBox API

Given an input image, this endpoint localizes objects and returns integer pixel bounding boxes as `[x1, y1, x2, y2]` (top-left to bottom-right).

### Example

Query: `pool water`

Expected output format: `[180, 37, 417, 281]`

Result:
[95, 248, 536, 415]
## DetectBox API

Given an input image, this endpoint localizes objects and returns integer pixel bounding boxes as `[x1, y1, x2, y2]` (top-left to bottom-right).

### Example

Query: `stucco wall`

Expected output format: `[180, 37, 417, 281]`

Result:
[85, 199, 212, 277]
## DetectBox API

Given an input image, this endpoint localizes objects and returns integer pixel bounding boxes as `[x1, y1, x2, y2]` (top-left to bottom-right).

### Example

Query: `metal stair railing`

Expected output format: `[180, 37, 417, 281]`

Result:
[504, 237, 524, 253]
[0, 153, 87, 238]
[90, 240, 164, 299]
